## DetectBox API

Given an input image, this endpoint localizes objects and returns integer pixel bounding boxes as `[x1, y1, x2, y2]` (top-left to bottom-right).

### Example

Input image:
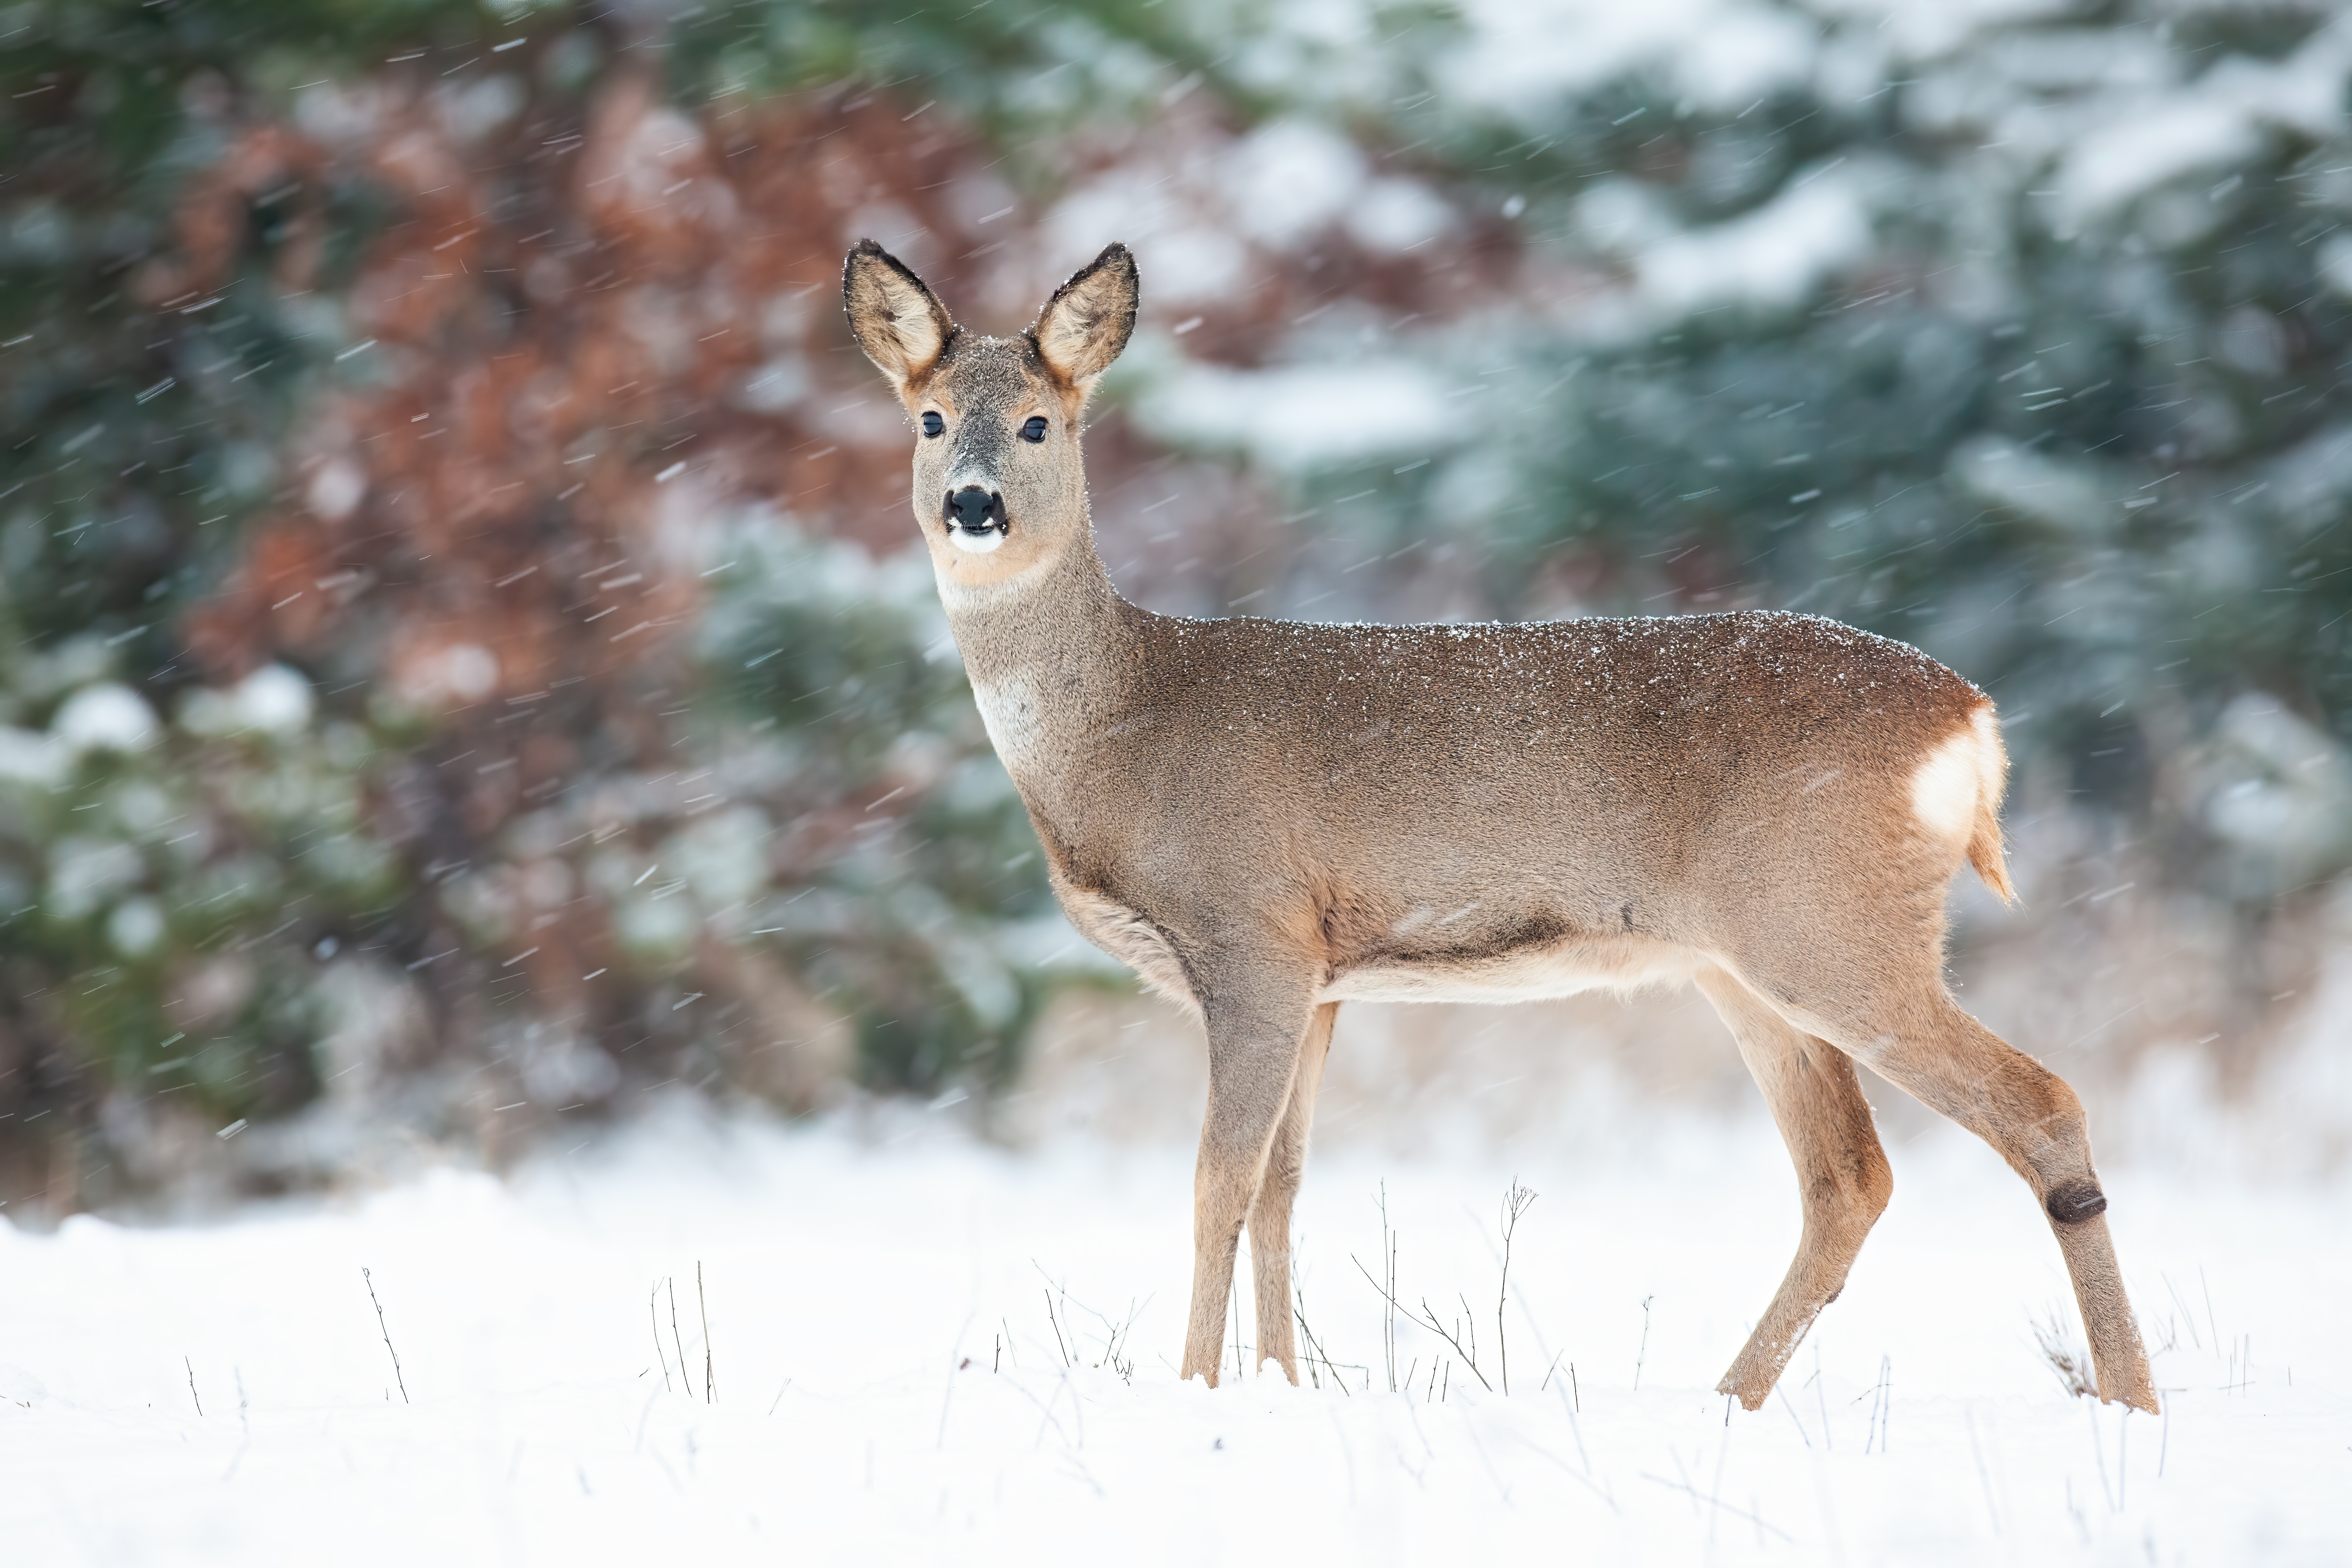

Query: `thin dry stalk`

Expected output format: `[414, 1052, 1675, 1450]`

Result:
[1349, 1255, 1495, 1391]
[1497, 1179, 1537, 1395]
[667, 1277, 688, 1398]
[2032, 1310, 2096, 1399]
[1031, 1267, 1147, 1382]
[697, 1261, 714, 1404]
[1634, 1295, 1654, 1391]
[1230, 1274, 1242, 1380]
[2161, 1272, 2203, 1350]
[1858, 1354, 1893, 1453]
[362, 1268, 408, 1404]
[1814, 1341, 1831, 1452]
[1377, 1184, 1398, 1391]
[184, 1356, 201, 1417]
[1291, 1282, 1352, 1396]
[649, 1281, 672, 1392]
[1043, 1287, 1072, 1367]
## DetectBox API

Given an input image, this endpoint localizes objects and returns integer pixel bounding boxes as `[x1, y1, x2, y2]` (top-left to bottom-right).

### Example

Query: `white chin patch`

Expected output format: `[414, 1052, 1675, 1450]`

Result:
[947, 527, 1006, 555]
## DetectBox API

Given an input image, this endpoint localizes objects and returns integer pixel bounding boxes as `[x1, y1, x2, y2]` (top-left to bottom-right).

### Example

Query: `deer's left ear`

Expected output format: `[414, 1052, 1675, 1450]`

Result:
[1030, 242, 1139, 394]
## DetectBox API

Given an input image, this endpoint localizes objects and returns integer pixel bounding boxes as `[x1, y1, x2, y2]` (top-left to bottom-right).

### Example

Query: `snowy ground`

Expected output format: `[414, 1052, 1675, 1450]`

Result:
[3, 1101, 2345, 1565]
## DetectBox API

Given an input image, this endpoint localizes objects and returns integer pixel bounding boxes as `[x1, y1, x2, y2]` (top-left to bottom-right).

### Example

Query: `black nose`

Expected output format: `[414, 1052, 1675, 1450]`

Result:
[946, 486, 1003, 531]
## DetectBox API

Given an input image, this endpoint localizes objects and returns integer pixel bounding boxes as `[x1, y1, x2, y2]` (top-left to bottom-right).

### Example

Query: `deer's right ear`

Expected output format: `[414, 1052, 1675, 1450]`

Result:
[843, 239, 956, 393]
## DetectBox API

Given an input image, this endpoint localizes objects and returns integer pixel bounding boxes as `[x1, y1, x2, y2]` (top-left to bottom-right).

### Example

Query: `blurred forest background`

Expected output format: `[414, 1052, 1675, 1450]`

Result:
[4, 0, 2350, 1213]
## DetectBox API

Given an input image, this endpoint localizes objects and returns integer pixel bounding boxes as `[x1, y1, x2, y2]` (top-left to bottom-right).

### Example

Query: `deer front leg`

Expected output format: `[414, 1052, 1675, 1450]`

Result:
[1180, 976, 1322, 1387]
[1246, 1002, 1338, 1386]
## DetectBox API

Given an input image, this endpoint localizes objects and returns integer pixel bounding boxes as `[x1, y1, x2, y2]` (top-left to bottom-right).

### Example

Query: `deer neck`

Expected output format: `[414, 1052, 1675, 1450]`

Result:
[934, 519, 1137, 799]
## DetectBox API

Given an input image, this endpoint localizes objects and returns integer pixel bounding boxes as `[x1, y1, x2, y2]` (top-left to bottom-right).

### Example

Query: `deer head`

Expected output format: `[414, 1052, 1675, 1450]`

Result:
[842, 239, 1138, 588]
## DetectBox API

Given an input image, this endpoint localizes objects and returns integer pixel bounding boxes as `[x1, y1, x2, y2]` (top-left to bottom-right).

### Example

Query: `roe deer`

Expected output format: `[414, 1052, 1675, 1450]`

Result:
[843, 237, 2159, 1413]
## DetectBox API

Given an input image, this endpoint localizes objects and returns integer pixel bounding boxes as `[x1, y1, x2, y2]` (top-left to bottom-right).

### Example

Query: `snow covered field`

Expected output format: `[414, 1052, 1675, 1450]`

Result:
[3, 1101, 2345, 1565]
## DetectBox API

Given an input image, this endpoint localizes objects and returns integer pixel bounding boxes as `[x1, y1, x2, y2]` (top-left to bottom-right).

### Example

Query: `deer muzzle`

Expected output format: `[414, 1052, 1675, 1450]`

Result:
[943, 486, 1008, 554]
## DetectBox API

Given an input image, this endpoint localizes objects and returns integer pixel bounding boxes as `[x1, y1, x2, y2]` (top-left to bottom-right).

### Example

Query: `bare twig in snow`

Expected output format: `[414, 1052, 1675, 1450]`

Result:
[2032, 1309, 2096, 1399]
[649, 1281, 672, 1393]
[697, 1261, 714, 1403]
[1776, 1382, 1812, 1447]
[667, 1277, 688, 1398]
[1230, 1274, 1242, 1379]
[1292, 1282, 1352, 1395]
[1634, 1294, 1654, 1391]
[1813, 1340, 1831, 1452]
[1498, 1178, 1536, 1394]
[2200, 1266, 2219, 1360]
[1964, 1406, 1998, 1533]
[1349, 1253, 1494, 1391]
[184, 1356, 202, 1418]
[1858, 1354, 1892, 1453]
[1044, 1287, 1072, 1367]
[362, 1268, 408, 1404]
[1378, 1183, 1397, 1391]
[1637, 1473, 1794, 1544]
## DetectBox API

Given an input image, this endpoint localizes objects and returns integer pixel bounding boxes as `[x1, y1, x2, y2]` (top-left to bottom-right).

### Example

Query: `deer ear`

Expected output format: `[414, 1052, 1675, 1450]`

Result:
[843, 239, 956, 392]
[1030, 242, 1139, 392]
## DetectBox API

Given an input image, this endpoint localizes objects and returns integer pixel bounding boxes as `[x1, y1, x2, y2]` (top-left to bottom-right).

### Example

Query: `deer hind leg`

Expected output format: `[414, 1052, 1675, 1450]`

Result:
[1696, 965, 1893, 1411]
[1246, 1001, 1338, 1386]
[1181, 975, 1322, 1387]
[1762, 967, 2160, 1414]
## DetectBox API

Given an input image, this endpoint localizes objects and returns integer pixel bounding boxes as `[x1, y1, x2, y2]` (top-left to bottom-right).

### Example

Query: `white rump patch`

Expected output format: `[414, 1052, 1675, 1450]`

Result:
[946, 527, 1005, 555]
[1909, 728, 1981, 842]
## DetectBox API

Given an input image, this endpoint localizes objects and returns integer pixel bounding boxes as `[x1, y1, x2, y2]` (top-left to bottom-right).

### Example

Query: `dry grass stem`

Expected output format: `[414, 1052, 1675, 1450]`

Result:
[2032, 1310, 2097, 1399]
[1377, 1184, 1397, 1391]
[1350, 1254, 1495, 1392]
[1043, 1287, 1072, 1367]
[666, 1277, 688, 1398]
[361, 1268, 408, 1404]
[697, 1261, 714, 1404]
[649, 1282, 672, 1393]
[1291, 1282, 1356, 1395]
[1497, 1179, 1537, 1395]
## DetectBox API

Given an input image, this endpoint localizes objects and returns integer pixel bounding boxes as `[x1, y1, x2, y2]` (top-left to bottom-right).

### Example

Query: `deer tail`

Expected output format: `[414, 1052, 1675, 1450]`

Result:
[1965, 703, 2015, 905]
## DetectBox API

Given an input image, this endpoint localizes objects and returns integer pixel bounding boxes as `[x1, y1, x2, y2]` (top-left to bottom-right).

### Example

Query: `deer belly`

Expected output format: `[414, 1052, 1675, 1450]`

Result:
[1321, 934, 1698, 1005]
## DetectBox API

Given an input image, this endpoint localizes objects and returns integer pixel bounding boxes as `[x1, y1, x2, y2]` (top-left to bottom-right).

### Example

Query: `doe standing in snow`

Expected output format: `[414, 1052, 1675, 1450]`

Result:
[842, 238, 2159, 1414]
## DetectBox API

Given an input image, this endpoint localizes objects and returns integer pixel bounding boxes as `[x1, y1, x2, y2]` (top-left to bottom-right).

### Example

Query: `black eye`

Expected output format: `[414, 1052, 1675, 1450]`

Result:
[921, 411, 944, 438]
[1021, 416, 1048, 443]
